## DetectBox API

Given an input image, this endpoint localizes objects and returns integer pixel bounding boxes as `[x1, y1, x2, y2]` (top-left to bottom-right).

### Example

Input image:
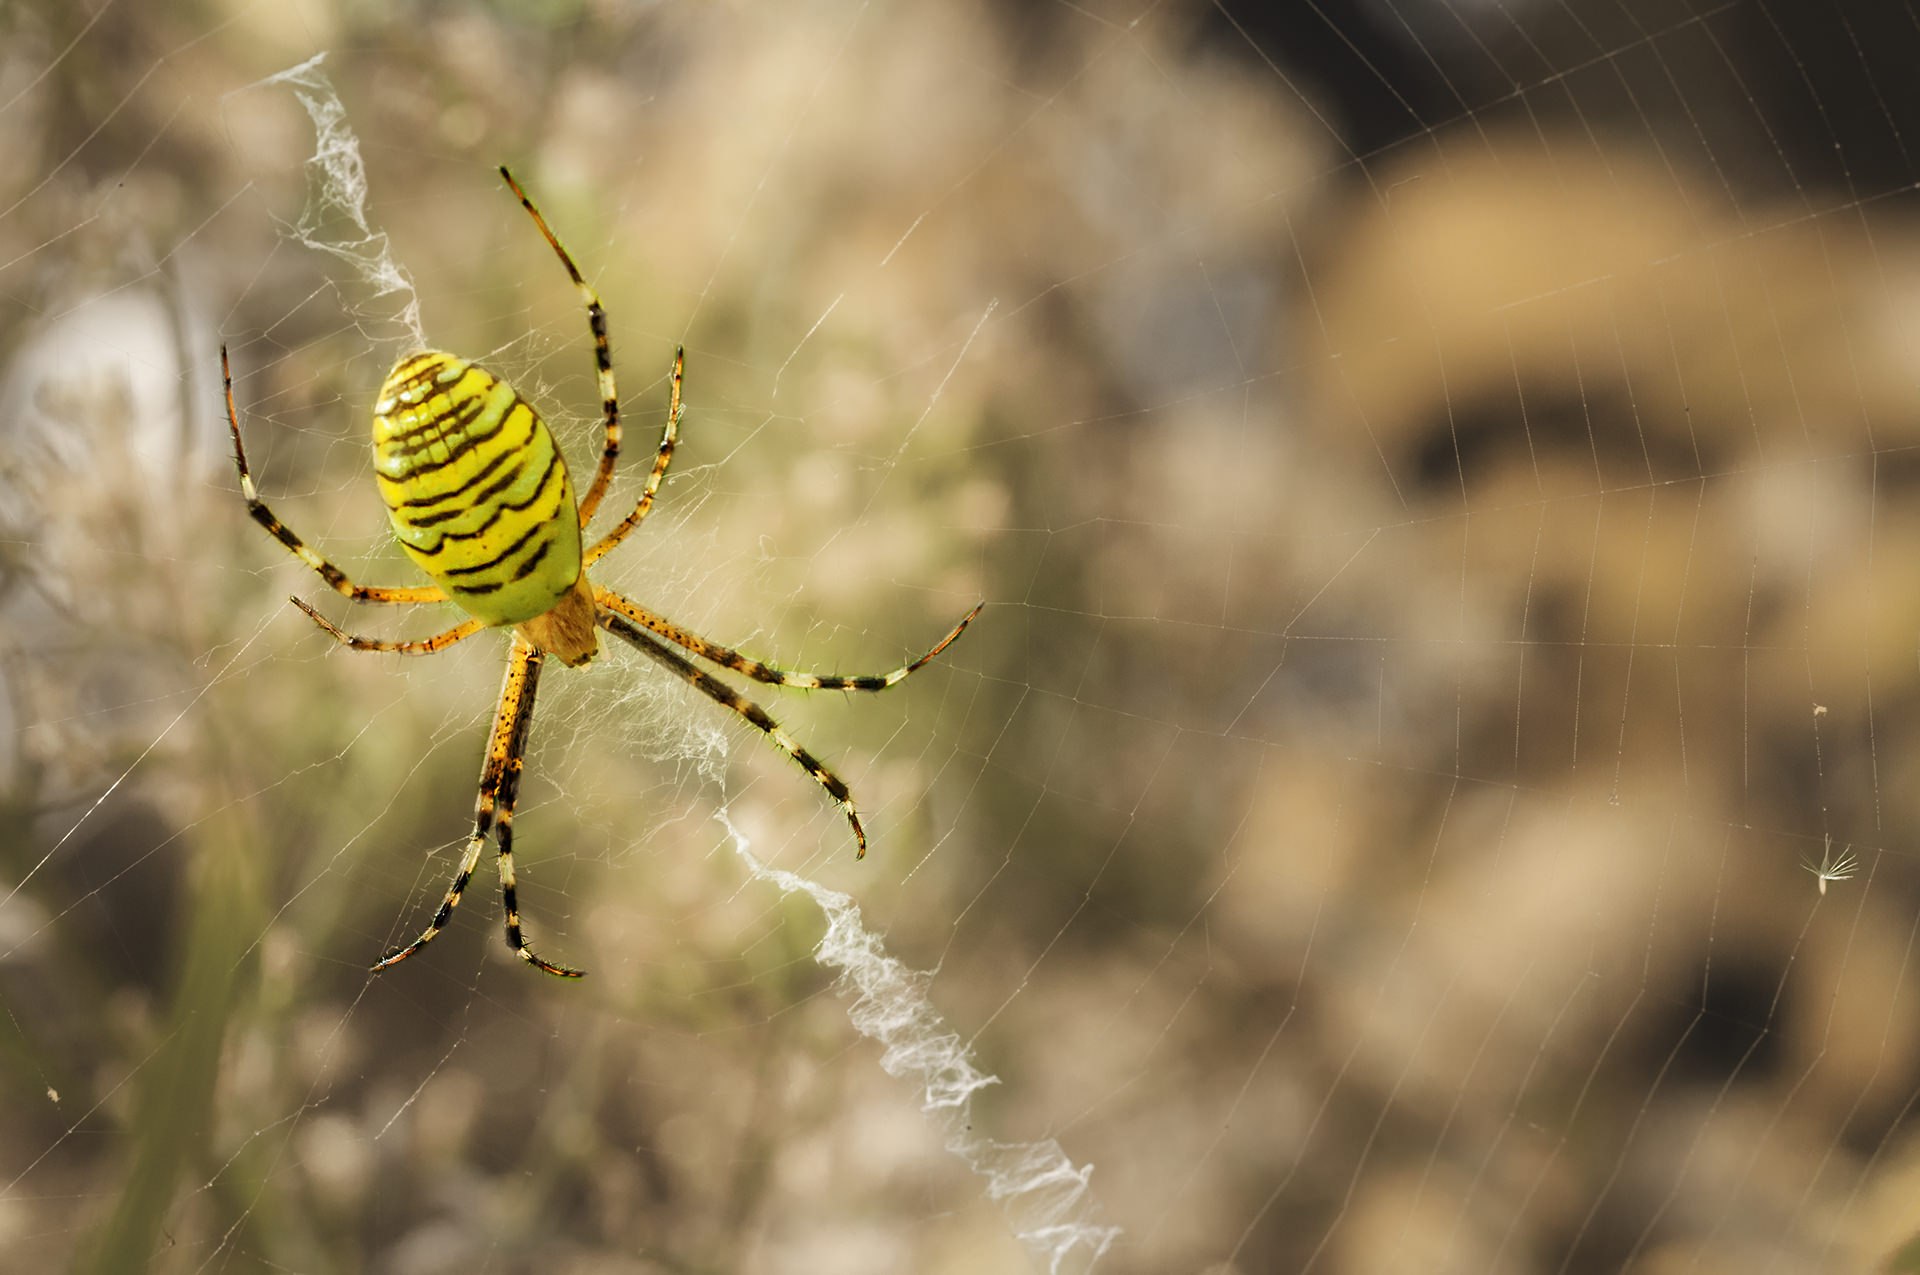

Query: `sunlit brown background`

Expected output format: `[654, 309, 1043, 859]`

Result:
[6, 0, 1920, 1271]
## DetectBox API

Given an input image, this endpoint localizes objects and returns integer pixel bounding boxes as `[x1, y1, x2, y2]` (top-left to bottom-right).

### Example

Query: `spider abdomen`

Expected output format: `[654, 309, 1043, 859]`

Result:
[372, 351, 584, 630]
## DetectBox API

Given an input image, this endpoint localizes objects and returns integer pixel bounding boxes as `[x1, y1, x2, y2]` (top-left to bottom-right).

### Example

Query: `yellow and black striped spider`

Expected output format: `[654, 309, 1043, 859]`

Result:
[226, 165, 979, 979]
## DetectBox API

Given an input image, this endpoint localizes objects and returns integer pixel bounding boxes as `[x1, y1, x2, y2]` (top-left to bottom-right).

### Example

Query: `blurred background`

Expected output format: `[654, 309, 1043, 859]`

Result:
[5, 0, 1920, 1271]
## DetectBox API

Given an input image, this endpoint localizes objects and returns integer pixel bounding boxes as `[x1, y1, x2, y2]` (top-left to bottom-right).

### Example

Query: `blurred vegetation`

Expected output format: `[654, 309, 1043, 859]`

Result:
[6, 1, 1920, 1272]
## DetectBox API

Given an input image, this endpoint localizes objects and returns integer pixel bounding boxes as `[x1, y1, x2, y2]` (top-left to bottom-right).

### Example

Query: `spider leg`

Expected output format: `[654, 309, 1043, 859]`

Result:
[224, 346, 447, 606]
[497, 165, 622, 527]
[289, 596, 486, 655]
[372, 637, 584, 977]
[584, 347, 683, 567]
[491, 643, 582, 976]
[598, 609, 871, 857]
[594, 587, 980, 691]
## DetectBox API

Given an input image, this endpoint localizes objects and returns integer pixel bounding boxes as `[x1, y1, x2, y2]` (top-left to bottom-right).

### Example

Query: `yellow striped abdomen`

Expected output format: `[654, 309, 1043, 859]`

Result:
[371, 352, 583, 629]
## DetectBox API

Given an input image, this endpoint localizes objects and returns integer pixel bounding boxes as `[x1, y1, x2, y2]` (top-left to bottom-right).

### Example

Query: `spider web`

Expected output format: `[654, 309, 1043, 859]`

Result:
[5, 1, 1920, 1272]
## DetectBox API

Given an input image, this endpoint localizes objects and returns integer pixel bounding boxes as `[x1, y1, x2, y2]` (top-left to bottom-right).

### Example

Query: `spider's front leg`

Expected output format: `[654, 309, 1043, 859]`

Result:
[372, 637, 584, 978]
[598, 610, 873, 857]
[596, 587, 981, 690]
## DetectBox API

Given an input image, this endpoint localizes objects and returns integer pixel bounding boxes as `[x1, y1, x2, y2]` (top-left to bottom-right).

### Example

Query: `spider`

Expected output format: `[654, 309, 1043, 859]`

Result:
[225, 165, 980, 979]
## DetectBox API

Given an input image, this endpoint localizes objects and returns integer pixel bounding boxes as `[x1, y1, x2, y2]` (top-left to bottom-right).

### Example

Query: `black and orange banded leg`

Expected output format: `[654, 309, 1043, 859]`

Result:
[289, 597, 486, 655]
[373, 637, 584, 977]
[497, 165, 622, 526]
[595, 587, 980, 692]
[223, 346, 448, 607]
[584, 347, 683, 566]
[598, 610, 871, 857]
[490, 646, 577, 975]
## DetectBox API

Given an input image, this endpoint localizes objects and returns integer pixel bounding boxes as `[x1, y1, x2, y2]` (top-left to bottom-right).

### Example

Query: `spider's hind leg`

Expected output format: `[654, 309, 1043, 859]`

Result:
[584, 347, 684, 565]
[498, 165, 623, 528]
[223, 345, 446, 607]
[291, 598, 485, 655]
